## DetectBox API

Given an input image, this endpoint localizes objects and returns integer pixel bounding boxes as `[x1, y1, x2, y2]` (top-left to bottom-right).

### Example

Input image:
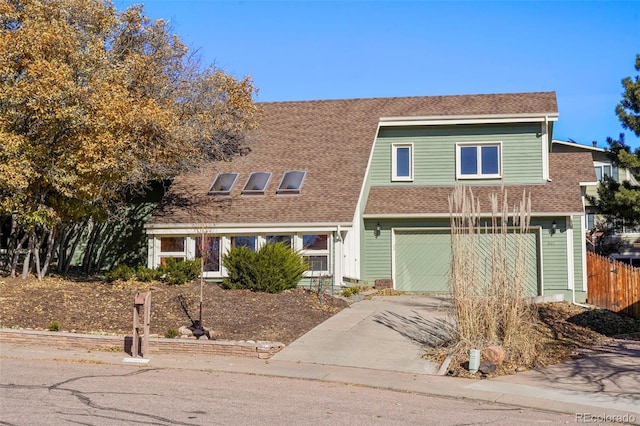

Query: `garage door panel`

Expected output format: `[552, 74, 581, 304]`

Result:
[473, 233, 539, 296]
[395, 230, 539, 295]
[395, 231, 450, 293]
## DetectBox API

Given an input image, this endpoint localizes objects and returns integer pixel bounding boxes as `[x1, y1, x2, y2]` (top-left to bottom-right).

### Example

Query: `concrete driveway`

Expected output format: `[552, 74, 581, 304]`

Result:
[272, 295, 453, 375]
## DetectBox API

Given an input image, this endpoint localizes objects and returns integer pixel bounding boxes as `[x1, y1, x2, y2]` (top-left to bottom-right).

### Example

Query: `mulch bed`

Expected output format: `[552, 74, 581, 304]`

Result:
[0, 276, 348, 345]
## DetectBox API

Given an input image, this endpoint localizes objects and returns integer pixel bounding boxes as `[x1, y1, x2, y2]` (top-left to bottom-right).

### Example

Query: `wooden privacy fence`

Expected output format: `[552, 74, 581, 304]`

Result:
[587, 251, 640, 319]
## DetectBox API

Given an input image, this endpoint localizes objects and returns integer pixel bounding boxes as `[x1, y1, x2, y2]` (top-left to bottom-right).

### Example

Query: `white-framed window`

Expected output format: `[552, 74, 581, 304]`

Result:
[159, 236, 186, 265]
[300, 234, 329, 274]
[265, 235, 293, 248]
[619, 220, 640, 234]
[586, 213, 596, 231]
[208, 173, 238, 195]
[611, 255, 640, 268]
[152, 232, 333, 278]
[195, 235, 221, 272]
[231, 235, 257, 250]
[391, 143, 413, 181]
[594, 164, 619, 182]
[456, 142, 501, 179]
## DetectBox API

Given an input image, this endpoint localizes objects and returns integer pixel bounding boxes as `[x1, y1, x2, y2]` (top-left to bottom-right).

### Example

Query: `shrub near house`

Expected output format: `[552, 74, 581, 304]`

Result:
[223, 243, 307, 293]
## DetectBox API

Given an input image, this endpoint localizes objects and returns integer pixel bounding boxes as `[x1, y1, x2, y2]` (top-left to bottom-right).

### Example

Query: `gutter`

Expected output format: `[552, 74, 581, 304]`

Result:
[363, 212, 585, 219]
[378, 112, 559, 127]
[144, 221, 354, 230]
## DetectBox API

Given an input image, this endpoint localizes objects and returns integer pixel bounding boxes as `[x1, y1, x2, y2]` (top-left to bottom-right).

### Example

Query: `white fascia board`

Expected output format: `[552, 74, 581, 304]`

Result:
[552, 139, 605, 152]
[355, 122, 381, 213]
[391, 226, 543, 233]
[580, 181, 599, 186]
[364, 212, 583, 219]
[379, 113, 558, 127]
[364, 213, 450, 219]
[145, 223, 353, 235]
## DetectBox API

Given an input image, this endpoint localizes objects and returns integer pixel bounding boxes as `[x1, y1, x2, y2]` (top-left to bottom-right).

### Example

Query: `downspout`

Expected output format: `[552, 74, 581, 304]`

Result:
[335, 225, 343, 288]
[572, 288, 590, 308]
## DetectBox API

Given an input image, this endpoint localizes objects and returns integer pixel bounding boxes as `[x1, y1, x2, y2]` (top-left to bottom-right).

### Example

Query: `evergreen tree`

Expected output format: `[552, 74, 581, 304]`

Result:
[591, 54, 640, 232]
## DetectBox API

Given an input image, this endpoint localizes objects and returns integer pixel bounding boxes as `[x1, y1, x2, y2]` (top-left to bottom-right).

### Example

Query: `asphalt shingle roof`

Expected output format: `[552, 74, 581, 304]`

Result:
[148, 92, 566, 226]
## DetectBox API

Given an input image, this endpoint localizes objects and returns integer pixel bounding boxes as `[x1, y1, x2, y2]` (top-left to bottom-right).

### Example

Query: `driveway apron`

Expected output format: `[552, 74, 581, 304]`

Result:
[272, 295, 452, 375]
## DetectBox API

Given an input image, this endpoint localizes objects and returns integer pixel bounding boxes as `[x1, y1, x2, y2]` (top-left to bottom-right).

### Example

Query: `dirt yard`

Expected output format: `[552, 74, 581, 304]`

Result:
[2, 275, 639, 377]
[0, 276, 348, 345]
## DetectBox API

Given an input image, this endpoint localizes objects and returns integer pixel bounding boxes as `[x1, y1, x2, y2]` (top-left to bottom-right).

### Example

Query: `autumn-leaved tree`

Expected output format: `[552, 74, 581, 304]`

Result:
[0, 0, 260, 279]
[590, 54, 640, 235]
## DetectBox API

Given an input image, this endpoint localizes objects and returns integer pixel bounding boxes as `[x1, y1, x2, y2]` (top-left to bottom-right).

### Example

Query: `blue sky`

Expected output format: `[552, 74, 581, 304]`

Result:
[114, 1, 640, 150]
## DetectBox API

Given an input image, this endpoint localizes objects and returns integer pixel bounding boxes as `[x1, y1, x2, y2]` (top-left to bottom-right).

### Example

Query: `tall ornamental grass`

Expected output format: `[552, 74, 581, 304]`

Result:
[448, 186, 539, 366]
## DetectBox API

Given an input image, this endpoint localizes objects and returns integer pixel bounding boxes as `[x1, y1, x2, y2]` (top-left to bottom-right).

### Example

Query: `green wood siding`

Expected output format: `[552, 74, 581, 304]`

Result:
[585, 184, 599, 202]
[534, 217, 568, 294]
[370, 123, 543, 186]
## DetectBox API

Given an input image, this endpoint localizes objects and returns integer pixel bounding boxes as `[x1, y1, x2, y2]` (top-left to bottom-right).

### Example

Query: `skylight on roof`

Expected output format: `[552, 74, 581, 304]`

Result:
[209, 173, 238, 194]
[242, 172, 271, 194]
[277, 171, 306, 194]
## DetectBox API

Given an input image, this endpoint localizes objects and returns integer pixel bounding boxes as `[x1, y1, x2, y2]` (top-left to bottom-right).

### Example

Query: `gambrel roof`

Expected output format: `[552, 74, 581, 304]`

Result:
[148, 92, 572, 227]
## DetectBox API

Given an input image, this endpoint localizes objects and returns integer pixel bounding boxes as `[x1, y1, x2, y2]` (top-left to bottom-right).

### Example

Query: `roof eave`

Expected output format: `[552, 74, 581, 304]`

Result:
[552, 139, 606, 152]
[145, 221, 354, 231]
[379, 113, 559, 127]
[363, 211, 583, 219]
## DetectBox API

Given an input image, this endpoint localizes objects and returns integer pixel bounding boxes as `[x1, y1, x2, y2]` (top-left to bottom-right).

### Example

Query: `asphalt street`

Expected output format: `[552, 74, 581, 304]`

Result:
[0, 358, 575, 425]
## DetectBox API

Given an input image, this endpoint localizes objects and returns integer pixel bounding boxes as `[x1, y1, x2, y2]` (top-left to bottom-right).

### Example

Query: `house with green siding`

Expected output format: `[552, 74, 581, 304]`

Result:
[146, 91, 595, 302]
[552, 139, 640, 267]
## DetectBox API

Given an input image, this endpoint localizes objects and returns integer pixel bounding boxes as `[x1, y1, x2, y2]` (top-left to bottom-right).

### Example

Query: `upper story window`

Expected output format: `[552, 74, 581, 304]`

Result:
[612, 218, 640, 235]
[456, 143, 501, 179]
[277, 171, 306, 194]
[209, 173, 238, 195]
[243, 172, 271, 194]
[392, 143, 413, 181]
[594, 164, 619, 182]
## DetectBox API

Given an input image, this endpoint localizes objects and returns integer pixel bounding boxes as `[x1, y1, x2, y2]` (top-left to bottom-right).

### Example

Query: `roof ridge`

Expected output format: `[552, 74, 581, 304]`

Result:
[255, 91, 557, 106]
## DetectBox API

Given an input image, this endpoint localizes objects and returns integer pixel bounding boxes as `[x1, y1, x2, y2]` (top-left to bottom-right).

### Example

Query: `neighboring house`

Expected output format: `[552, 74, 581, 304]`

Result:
[552, 139, 640, 267]
[146, 91, 595, 302]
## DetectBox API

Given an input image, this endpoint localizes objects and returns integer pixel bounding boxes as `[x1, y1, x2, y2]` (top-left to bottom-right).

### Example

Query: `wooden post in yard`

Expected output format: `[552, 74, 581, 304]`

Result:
[132, 291, 151, 359]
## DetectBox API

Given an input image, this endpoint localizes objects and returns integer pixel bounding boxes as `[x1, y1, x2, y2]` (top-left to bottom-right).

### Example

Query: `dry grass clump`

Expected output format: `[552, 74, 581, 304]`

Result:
[448, 186, 540, 366]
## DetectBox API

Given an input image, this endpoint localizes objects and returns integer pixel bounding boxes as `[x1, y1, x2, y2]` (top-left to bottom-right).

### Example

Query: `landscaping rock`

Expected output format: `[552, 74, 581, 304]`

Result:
[478, 361, 496, 374]
[178, 326, 194, 338]
[483, 345, 505, 365]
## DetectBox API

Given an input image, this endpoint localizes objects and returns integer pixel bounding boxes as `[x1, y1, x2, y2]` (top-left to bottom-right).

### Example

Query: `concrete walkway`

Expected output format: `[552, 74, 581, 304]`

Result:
[272, 295, 452, 375]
